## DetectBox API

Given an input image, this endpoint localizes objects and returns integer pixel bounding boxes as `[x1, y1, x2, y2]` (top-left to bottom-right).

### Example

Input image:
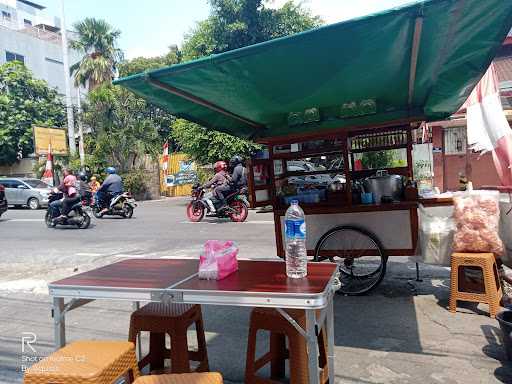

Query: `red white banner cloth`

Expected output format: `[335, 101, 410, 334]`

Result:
[461, 63, 512, 186]
[162, 141, 169, 172]
[41, 144, 53, 186]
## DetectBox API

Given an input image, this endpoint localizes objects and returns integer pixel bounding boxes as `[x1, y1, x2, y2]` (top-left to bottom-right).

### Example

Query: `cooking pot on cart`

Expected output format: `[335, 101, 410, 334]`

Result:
[363, 170, 403, 204]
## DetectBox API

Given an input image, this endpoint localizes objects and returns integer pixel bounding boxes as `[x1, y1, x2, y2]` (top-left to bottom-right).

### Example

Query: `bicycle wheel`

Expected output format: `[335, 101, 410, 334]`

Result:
[314, 225, 387, 295]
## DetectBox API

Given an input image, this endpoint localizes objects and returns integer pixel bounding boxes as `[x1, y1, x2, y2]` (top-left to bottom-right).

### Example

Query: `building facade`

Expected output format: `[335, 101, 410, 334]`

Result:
[425, 32, 512, 191]
[0, 0, 84, 102]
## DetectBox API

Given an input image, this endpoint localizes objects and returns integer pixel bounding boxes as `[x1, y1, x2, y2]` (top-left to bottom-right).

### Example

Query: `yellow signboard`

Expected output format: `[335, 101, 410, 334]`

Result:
[33, 126, 68, 155]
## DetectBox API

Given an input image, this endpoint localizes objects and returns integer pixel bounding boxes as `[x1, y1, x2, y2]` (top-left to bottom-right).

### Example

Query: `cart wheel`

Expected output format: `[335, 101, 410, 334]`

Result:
[314, 225, 387, 295]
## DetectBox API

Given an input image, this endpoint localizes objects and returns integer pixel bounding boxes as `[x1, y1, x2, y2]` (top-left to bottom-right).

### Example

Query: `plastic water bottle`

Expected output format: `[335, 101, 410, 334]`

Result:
[285, 200, 307, 278]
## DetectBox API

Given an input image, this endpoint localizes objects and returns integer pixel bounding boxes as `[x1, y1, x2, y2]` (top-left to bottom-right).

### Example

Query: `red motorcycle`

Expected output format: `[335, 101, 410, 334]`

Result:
[186, 184, 249, 223]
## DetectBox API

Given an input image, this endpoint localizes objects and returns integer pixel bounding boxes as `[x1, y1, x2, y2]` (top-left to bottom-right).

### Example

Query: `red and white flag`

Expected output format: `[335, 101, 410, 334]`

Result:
[41, 144, 54, 186]
[461, 63, 512, 186]
[162, 141, 169, 173]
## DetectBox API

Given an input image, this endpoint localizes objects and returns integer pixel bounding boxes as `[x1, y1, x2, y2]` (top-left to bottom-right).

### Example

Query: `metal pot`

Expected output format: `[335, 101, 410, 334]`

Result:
[363, 170, 403, 204]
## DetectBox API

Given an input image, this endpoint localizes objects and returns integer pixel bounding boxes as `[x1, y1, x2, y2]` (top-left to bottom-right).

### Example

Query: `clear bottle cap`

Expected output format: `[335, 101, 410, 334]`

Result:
[291, 199, 299, 205]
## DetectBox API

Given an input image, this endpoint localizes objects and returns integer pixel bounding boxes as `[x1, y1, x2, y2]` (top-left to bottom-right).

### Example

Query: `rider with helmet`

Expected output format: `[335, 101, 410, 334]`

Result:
[203, 160, 230, 212]
[52, 168, 80, 220]
[97, 167, 124, 214]
[77, 171, 91, 200]
[229, 155, 247, 192]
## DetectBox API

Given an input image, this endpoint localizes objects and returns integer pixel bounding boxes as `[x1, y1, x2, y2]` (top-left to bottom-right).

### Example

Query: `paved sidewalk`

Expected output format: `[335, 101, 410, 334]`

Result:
[1, 260, 511, 383]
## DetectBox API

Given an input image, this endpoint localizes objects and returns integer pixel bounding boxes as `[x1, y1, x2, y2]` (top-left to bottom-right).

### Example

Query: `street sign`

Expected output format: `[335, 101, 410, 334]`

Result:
[33, 126, 68, 155]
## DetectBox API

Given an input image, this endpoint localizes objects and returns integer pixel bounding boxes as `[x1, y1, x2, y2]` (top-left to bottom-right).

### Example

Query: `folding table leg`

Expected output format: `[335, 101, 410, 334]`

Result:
[53, 297, 65, 349]
[326, 294, 335, 383]
[305, 309, 319, 384]
[132, 301, 142, 360]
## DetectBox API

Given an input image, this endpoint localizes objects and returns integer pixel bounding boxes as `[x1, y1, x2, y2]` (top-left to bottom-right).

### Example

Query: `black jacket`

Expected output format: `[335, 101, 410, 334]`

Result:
[231, 164, 247, 188]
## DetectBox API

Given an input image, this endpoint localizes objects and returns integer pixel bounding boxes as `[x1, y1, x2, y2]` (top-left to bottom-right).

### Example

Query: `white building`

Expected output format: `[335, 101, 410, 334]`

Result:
[0, 0, 84, 103]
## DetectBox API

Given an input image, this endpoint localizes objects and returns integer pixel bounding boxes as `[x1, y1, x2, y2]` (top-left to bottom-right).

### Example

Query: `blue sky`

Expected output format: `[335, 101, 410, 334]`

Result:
[39, 0, 414, 59]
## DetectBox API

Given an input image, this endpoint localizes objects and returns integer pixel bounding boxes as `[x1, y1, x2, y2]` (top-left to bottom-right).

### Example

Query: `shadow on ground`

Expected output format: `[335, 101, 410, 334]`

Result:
[2, 259, 512, 383]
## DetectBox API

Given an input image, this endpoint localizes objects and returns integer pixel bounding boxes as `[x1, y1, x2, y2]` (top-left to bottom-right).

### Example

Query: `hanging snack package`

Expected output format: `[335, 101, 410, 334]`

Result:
[418, 205, 455, 266]
[452, 190, 504, 255]
[198, 240, 239, 280]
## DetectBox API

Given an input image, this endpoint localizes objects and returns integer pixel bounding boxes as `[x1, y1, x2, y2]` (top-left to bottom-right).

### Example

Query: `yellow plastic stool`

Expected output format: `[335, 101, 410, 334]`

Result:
[449, 252, 502, 318]
[23, 340, 140, 384]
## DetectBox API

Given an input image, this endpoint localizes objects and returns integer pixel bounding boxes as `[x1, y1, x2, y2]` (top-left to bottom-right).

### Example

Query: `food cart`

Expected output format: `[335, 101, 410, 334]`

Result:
[247, 125, 419, 294]
[115, 0, 512, 294]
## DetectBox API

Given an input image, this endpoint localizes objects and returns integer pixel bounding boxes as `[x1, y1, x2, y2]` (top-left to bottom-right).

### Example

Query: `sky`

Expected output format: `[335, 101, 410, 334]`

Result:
[39, 0, 415, 59]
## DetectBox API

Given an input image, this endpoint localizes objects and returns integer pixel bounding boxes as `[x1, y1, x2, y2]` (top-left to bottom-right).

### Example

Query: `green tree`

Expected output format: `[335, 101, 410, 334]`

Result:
[0, 62, 65, 165]
[118, 45, 182, 77]
[171, 119, 260, 164]
[175, 0, 321, 162]
[182, 0, 322, 60]
[82, 84, 161, 172]
[70, 18, 123, 90]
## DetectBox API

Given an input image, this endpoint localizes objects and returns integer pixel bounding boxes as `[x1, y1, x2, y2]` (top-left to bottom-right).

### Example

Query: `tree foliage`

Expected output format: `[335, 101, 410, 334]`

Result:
[182, 0, 322, 60]
[70, 18, 123, 90]
[171, 119, 260, 164]
[118, 45, 182, 77]
[0, 62, 65, 165]
[82, 84, 161, 173]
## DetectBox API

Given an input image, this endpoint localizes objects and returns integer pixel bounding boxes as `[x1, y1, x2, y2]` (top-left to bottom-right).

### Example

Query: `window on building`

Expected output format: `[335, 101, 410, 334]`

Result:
[444, 127, 467, 155]
[2, 11, 11, 21]
[6, 51, 25, 64]
[23, 19, 32, 26]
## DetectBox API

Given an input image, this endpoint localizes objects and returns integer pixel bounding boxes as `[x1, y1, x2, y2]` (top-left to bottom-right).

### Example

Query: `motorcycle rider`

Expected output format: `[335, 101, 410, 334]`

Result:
[52, 168, 80, 221]
[229, 155, 247, 192]
[97, 167, 124, 215]
[203, 161, 230, 212]
[77, 171, 92, 204]
[89, 176, 100, 193]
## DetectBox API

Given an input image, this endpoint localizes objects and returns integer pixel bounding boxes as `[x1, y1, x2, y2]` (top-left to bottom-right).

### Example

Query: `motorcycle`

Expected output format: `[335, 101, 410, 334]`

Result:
[92, 192, 137, 219]
[45, 192, 91, 229]
[186, 184, 249, 222]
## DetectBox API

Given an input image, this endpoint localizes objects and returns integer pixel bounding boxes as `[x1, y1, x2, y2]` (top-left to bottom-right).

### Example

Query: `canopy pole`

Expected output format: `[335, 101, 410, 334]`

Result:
[408, 15, 424, 107]
[146, 76, 264, 130]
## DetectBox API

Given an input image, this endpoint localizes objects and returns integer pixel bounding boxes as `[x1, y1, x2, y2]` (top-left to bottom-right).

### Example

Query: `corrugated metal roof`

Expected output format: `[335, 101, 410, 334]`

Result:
[496, 57, 512, 83]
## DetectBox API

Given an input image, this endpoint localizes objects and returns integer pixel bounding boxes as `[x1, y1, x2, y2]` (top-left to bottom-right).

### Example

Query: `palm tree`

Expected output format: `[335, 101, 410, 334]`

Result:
[69, 18, 123, 90]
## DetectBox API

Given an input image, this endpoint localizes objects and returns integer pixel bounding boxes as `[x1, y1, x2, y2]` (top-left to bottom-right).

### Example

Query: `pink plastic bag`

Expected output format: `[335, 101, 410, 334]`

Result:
[198, 240, 239, 280]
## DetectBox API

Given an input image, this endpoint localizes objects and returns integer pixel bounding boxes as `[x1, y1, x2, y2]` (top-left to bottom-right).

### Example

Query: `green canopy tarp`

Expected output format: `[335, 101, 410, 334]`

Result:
[115, 0, 512, 141]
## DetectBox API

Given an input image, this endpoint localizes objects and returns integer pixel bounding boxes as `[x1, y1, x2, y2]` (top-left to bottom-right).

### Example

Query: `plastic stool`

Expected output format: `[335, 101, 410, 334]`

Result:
[23, 340, 140, 384]
[245, 308, 328, 384]
[449, 252, 503, 318]
[133, 372, 223, 384]
[128, 303, 209, 373]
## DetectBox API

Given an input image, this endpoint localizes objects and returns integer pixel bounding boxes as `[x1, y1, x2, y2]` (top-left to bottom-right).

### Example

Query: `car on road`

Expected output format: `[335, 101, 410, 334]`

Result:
[0, 178, 51, 209]
[0, 183, 7, 217]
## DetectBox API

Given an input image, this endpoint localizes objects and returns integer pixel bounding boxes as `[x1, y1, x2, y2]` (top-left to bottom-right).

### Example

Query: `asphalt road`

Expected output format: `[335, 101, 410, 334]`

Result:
[0, 198, 276, 293]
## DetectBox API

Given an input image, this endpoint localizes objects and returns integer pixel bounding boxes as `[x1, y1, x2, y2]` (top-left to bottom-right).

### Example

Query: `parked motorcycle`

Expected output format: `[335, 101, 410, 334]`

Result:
[45, 192, 91, 229]
[186, 184, 249, 222]
[92, 192, 137, 219]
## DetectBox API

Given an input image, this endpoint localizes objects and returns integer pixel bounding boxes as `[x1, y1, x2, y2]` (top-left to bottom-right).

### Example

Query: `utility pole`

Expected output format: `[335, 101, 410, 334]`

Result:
[77, 87, 85, 167]
[59, 0, 76, 156]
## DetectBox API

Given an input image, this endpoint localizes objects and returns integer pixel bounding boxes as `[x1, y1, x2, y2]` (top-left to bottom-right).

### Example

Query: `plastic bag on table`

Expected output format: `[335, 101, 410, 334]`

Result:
[417, 205, 455, 266]
[452, 190, 504, 255]
[198, 240, 239, 280]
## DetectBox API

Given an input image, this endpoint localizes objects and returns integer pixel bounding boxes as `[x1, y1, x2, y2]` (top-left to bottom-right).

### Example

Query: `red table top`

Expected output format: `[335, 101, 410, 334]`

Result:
[175, 260, 336, 295]
[50, 259, 198, 289]
[49, 259, 337, 295]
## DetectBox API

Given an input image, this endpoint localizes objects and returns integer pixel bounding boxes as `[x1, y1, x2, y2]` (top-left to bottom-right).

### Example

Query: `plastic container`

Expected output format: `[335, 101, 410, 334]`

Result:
[497, 310, 512, 360]
[361, 192, 374, 204]
[284, 200, 307, 278]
